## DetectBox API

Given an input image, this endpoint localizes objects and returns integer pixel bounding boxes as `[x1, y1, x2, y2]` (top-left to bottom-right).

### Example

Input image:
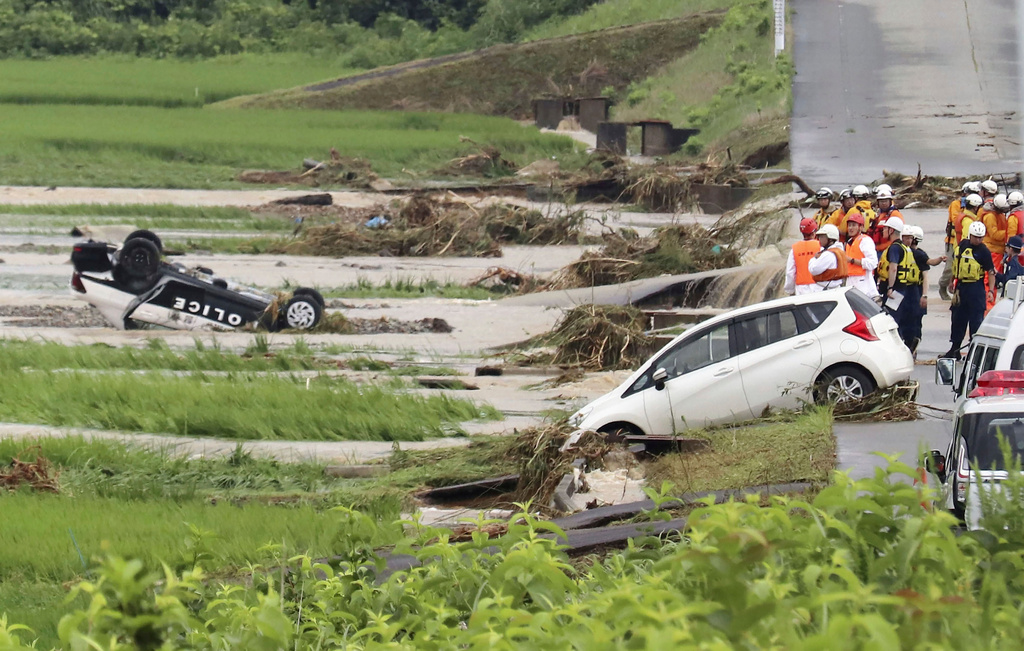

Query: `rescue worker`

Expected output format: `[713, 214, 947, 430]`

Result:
[942, 221, 996, 360]
[808, 224, 848, 290]
[986, 193, 1011, 273]
[879, 217, 922, 350]
[811, 188, 834, 227]
[870, 185, 901, 254]
[828, 188, 857, 241]
[848, 184, 877, 243]
[940, 182, 973, 300]
[904, 225, 945, 356]
[844, 211, 879, 297]
[784, 217, 823, 295]
[980, 178, 999, 201]
[996, 235, 1024, 288]
[955, 193, 984, 246]
[1007, 191, 1024, 237]
[876, 216, 904, 294]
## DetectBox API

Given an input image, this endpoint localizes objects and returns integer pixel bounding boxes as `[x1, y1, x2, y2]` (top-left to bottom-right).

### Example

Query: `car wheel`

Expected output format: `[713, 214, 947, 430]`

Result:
[598, 423, 643, 443]
[293, 287, 326, 310]
[119, 237, 161, 281]
[280, 296, 322, 330]
[815, 366, 876, 404]
[124, 229, 163, 254]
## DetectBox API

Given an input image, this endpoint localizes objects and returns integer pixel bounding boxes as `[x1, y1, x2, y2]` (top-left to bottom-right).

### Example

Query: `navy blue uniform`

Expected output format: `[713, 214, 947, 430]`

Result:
[949, 240, 994, 354]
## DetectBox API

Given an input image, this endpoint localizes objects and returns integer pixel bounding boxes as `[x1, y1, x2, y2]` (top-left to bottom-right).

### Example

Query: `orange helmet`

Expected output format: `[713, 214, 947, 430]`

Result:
[799, 217, 818, 236]
[846, 212, 865, 226]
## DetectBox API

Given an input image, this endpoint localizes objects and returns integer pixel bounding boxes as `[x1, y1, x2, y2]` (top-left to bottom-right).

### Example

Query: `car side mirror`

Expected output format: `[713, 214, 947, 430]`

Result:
[653, 367, 668, 391]
[924, 449, 947, 483]
[935, 358, 955, 386]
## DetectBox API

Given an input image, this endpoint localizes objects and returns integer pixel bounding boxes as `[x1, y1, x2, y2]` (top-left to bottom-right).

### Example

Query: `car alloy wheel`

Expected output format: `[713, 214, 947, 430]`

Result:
[286, 300, 318, 329]
[826, 374, 867, 402]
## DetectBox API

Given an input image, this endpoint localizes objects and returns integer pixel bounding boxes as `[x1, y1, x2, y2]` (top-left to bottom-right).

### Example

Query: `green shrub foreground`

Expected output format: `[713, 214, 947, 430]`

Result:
[9, 461, 1024, 649]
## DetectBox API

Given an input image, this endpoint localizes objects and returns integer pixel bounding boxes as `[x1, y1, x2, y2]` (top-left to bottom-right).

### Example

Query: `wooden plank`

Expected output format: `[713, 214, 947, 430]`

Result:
[418, 474, 520, 501]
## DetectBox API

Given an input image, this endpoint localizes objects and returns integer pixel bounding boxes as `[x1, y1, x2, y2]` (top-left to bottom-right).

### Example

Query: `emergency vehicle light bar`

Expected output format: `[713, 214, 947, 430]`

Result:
[968, 371, 1024, 397]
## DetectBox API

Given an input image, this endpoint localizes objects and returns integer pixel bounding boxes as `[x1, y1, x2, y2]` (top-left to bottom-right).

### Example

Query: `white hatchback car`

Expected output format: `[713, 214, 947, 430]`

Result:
[570, 287, 914, 438]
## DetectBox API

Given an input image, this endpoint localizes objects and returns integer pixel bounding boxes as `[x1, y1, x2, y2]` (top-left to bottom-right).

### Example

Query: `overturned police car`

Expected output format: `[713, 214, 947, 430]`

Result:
[70, 230, 323, 331]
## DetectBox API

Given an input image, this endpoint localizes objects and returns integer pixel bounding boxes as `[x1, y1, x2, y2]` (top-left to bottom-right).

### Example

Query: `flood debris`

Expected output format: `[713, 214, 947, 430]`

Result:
[0, 448, 60, 493]
[274, 194, 586, 258]
[270, 193, 333, 206]
[565, 154, 751, 211]
[512, 305, 656, 372]
[465, 266, 542, 293]
[833, 381, 921, 422]
[508, 422, 613, 507]
[238, 154, 379, 188]
[437, 140, 518, 177]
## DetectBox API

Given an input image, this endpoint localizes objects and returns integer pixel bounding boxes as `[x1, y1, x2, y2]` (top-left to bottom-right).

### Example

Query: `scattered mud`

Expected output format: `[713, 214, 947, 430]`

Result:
[346, 316, 453, 335]
[0, 305, 109, 328]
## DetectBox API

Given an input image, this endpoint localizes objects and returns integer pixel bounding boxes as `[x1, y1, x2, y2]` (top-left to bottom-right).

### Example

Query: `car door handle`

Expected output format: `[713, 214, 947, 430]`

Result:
[792, 339, 815, 349]
[713, 367, 734, 377]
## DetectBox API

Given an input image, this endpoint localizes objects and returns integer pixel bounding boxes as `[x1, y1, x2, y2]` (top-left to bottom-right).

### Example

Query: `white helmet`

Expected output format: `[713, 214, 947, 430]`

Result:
[908, 225, 925, 242]
[961, 181, 974, 194]
[994, 193, 1010, 210]
[884, 216, 904, 234]
[1009, 191, 1024, 207]
[852, 184, 871, 199]
[875, 187, 894, 200]
[982, 179, 999, 194]
[965, 193, 984, 208]
[969, 220, 987, 238]
[815, 224, 840, 241]
[815, 187, 834, 199]
[874, 183, 893, 195]
[967, 181, 983, 194]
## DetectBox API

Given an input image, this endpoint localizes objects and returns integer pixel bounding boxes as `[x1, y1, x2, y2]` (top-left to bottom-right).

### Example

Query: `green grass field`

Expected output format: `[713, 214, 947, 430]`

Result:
[0, 203, 291, 233]
[0, 368, 499, 441]
[0, 54, 356, 107]
[0, 103, 578, 187]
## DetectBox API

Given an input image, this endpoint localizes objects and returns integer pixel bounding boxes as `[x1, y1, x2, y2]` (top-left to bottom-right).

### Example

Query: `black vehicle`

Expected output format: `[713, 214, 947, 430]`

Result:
[70, 230, 324, 331]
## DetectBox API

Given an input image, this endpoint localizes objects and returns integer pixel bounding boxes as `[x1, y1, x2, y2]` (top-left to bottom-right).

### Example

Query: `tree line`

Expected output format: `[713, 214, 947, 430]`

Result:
[0, 0, 599, 58]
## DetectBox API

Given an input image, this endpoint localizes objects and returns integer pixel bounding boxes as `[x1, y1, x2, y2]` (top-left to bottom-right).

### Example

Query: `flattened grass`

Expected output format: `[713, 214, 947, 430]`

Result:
[0, 104, 578, 187]
[0, 369, 499, 441]
[645, 408, 835, 493]
[0, 203, 290, 233]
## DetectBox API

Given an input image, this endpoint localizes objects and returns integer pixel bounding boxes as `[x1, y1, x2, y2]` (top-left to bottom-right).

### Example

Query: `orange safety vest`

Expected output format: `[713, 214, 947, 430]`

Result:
[813, 247, 849, 283]
[946, 198, 963, 245]
[792, 239, 820, 286]
[982, 210, 1008, 255]
[845, 233, 869, 277]
[1008, 209, 1024, 238]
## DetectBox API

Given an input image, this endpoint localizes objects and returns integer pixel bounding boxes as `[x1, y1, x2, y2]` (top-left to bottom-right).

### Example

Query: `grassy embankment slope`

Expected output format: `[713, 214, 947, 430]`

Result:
[231, 0, 792, 165]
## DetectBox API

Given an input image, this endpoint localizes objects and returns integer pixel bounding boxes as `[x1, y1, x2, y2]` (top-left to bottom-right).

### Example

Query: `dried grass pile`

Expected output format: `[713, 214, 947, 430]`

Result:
[239, 156, 379, 189]
[438, 143, 518, 177]
[508, 422, 612, 507]
[546, 224, 742, 291]
[833, 382, 920, 422]
[546, 305, 656, 371]
[276, 195, 585, 258]
[1, 448, 59, 493]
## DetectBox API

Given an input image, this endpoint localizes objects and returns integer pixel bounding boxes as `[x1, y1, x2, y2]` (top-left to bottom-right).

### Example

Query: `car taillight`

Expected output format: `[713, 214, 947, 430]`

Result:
[968, 370, 1024, 397]
[71, 272, 86, 294]
[842, 311, 878, 341]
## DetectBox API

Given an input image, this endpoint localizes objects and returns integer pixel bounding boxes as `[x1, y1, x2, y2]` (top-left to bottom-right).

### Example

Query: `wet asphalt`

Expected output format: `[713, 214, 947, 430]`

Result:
[791, 0, 1023, 187]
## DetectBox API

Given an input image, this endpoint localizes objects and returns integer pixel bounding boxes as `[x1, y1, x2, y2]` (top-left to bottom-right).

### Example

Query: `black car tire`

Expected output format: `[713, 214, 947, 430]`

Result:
[814, 366, 876, 404]
[293, 287, 326, 309]
[279, 295, 322, 330]
[124, 229, 163, 253]
[119, 238, 161, 281]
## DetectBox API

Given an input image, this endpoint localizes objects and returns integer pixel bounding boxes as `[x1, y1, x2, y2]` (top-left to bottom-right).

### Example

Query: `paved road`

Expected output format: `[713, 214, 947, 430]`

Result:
[791, 0, 1023, 186]
[834, 207, 959, 479]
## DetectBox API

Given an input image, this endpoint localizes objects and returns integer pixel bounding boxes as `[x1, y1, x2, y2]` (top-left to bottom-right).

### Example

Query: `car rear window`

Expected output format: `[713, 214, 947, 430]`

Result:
[794, 302, 837, 333]
[845, 289, 883, 316]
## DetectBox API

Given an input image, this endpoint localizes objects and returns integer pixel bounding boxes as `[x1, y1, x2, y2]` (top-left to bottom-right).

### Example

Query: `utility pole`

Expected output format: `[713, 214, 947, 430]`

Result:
[774, 0, 785, 56]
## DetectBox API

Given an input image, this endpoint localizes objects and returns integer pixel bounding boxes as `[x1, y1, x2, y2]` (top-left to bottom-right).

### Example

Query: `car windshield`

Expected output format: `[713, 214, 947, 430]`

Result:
[962, 412, 1024, 471]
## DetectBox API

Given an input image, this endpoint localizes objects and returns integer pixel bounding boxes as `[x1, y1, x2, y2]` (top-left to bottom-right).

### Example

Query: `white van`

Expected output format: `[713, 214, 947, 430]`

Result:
[938, 281, 1024, 398]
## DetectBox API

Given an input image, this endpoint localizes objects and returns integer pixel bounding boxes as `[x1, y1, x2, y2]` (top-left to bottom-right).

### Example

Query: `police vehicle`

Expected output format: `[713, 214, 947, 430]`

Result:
[70, 230, 324, 331]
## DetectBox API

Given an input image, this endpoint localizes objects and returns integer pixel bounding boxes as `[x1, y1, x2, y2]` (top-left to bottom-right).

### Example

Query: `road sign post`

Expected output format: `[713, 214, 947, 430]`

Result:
[774, 0, 785, 56]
